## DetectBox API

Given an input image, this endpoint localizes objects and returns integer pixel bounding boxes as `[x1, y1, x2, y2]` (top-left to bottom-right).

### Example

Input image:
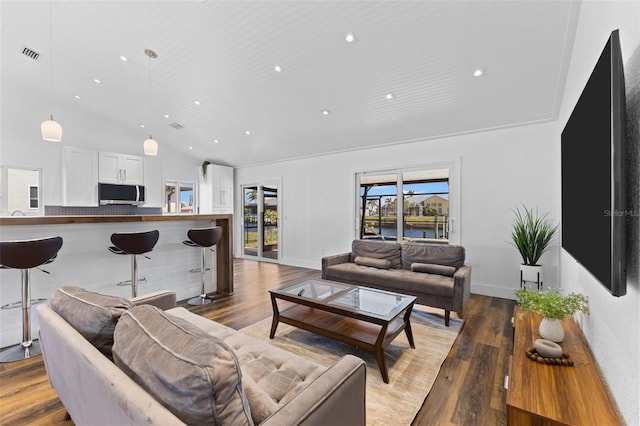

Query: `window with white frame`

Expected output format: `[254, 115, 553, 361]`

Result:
[356, 162, 459, 245]
[163, 181, 195, 214]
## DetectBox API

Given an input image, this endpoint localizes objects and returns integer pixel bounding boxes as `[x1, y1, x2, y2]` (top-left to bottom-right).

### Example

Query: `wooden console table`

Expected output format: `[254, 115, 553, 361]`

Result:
[506, 309, 622, 425]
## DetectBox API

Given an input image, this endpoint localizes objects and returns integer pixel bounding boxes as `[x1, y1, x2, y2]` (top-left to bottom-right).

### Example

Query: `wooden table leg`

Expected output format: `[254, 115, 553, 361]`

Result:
[269, 294, 280, 339]
[375, 323, 390, 384]
[404, 304, 416, 349]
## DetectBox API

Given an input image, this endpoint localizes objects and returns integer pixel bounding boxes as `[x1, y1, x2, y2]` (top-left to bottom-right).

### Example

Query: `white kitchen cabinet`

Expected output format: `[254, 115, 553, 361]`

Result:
[143, 158, 163, 208]
[99, 151, 144, 185]
[199, 164, 233, 214]
[62, 146, 98, 206]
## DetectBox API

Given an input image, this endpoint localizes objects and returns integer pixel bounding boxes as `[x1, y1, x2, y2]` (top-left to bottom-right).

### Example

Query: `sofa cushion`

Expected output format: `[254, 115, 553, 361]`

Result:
[50, 286, 133, 359]
[113, 305, 253, 426]
[325, 263, 455, 298]
[411, 262, 457, 277]
[354, 255, 391, 269]
[401, 243, 465, 270]
[165, 307, 328, 425]
[351, 240, 402, 269]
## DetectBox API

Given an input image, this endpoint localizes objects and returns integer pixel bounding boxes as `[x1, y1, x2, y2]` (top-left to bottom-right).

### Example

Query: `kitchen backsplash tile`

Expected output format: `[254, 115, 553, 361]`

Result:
[45, 205, 162, 216]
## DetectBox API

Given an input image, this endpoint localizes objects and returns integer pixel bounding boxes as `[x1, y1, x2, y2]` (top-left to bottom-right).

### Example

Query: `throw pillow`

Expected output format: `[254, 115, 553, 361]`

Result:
[354, 256, 391, 269]
[113, 305, 253, 426]
[351, 240, 402, 268]
[50, 286, 133, 359]
[411, 262, 457, 277]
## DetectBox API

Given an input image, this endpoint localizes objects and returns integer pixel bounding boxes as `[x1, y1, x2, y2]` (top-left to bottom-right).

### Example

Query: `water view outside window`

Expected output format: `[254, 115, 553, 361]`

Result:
[359, 170, 449, 243]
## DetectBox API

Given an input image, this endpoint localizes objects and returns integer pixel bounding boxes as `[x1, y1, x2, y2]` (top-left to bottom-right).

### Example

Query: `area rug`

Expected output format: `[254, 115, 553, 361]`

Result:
[239, 307, 463, 426]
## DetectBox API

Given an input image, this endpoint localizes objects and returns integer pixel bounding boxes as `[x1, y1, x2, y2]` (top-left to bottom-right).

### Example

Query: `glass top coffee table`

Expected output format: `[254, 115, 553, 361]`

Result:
[269, 279, 416, 383]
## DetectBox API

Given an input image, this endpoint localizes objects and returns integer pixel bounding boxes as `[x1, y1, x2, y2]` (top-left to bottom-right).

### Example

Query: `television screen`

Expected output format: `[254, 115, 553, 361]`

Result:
[561, 29, 627, 297]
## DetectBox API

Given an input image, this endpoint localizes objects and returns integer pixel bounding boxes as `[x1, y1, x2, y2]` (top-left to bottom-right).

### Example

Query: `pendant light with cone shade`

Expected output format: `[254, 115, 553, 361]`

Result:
[143, 48, 158, 156]
[41, 0, 62, 142]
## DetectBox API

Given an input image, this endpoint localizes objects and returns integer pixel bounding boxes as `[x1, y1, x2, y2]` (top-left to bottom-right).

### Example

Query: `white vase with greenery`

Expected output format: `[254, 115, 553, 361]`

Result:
[515, 288, 590, 343]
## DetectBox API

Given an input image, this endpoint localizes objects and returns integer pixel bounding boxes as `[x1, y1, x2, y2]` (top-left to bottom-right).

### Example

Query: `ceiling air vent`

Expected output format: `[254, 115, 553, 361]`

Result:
[168, 122, 184, 130]
[21, 46, 40, 61]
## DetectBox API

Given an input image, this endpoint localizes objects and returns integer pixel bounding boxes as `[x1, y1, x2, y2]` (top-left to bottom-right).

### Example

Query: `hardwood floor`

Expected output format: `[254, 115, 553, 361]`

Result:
[0, 259, 515, 425]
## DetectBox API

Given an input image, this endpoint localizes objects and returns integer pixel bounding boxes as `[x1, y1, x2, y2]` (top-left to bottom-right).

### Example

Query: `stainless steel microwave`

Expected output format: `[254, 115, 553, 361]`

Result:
[98, 183, 145, 205]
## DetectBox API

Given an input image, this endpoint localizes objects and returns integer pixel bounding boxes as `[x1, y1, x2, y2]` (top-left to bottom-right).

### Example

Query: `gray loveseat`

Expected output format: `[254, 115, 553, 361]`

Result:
[322, 240, 471, 326]
[37, 286, 366, 426]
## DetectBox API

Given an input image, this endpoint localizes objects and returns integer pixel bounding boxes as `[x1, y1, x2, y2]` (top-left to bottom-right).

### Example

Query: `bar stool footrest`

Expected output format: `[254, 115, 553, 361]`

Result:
[1, 298, 47, 310]
[116, 277, 147, 286]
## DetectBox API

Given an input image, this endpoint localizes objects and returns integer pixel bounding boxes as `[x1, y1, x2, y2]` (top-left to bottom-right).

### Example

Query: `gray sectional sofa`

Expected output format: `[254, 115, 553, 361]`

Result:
[322, 240, 471, 326]
[37, 286, 366, 426]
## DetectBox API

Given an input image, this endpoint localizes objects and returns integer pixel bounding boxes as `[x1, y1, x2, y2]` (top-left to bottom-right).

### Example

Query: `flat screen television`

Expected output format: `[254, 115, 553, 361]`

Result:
[561, 29, 627, 297]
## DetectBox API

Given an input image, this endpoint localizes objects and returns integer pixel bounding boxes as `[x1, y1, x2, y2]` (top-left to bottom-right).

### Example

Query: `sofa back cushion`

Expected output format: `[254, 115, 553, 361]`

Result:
[113, 305, 253, 426]
[351, 240, 402, 269]
[401, 243, 465, 270]
[50, 286, 133, 359]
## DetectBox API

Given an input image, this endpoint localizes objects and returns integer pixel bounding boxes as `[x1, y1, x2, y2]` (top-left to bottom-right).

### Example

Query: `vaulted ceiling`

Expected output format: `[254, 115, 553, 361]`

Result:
[1, 0, 579, 167]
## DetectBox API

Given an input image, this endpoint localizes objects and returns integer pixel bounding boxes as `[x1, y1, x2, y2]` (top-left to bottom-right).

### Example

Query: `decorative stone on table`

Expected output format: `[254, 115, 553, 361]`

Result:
[534, 339, 563, 358]
[525, 340, 574, 367]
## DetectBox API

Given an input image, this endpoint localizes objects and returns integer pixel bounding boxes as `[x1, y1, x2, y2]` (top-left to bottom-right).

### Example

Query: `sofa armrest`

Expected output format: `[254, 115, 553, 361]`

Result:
[321, 252, 351, 279]
[131, 290, 177, 310]
[37, 304, 185, 426]
[261, 354, 366, 426]
[452, 265, 471, 313]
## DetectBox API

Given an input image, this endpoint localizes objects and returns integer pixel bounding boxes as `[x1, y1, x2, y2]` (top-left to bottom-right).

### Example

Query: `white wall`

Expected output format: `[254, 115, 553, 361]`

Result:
[235, 120, 561, 299]
[556, 1, 640, 424]
[0, 80, 200, 206]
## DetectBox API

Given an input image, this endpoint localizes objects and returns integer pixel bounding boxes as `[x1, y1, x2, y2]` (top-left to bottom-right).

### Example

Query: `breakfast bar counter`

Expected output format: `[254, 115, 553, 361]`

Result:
[0, 214, 233, 348]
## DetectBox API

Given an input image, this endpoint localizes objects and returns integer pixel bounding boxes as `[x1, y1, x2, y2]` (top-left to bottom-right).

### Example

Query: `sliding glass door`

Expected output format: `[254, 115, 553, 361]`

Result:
[242, 183, 279, 260]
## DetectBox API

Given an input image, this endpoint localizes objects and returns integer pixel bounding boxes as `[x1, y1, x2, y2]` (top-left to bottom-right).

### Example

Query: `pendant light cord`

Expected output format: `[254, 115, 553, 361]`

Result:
[49, 0, 54, 116]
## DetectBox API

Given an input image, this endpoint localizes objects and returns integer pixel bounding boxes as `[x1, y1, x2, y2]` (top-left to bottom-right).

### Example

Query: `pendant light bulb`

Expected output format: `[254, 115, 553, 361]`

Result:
[144, 136, 158, 156]
[41, 115, 62, 142]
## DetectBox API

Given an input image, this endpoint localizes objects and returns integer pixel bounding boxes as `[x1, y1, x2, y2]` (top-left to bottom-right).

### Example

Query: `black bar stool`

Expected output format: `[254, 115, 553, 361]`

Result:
[108, 230, 159, 298]
[183, 227, 222, 305]
[0, 236, 63, 362]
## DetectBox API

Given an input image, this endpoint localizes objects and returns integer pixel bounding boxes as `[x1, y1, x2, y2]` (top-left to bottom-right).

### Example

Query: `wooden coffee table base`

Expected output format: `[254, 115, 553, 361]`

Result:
[270, 303, 415, 384]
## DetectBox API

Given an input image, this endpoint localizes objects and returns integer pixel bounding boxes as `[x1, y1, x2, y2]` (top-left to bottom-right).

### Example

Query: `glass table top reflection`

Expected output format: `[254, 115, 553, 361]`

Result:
[329, 287, 413, 317]
[276, 280, 351, 301]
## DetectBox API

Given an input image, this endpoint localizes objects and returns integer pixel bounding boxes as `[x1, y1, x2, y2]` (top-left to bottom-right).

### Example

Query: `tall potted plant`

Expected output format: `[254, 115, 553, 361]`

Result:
[511, 205, 558, 287]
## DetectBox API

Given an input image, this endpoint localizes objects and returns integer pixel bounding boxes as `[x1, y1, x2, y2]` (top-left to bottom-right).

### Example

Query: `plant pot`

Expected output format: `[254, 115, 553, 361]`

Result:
[520, 264, 542, 287]
[539, 317, 564, 343]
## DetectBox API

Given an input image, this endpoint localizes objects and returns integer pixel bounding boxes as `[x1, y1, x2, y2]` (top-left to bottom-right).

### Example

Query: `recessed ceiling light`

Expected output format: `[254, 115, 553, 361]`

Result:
[345, 32, 357, 43]
[322, 109, 331, 116]
[473, 68, 485, 77]
[213, 139, 219, 143]
[74, 95, 81, 100]
[163, 114, 170, 118]
[93, 78, 102, 84]
[188, 146, 193, 150]
[385, 92, 395, 100]
[120, 56, 128, 62]
[194, 100, 201, 105]
[245, 130, 251, 135]
[139, 124, 146, 128]
[274, 64, 283, 72]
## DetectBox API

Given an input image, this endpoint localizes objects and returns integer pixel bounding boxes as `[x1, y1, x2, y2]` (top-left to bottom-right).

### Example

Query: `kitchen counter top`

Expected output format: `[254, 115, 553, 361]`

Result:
[0, 213, 234, 348]
[0, 214, 232, 226]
